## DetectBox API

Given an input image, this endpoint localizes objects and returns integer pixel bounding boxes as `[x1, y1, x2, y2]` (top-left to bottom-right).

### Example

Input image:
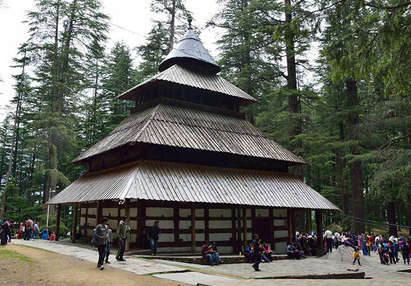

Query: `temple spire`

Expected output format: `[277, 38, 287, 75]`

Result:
[158, 16, 221, 74]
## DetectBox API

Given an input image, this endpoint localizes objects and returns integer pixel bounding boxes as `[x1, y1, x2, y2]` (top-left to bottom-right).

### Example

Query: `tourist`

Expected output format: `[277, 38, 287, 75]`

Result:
[49, 231, 56, 241]
[0, 220, 9, 245]
[352, 247, 361, 266]
[17, 222, 24, 239]
[33, 221, 40, 239]
[388, 242, 396, 264]
[116, 216, 129, 262]
[251, 234, 261, 271]
[201, 241, 215, 265]
[41, 227, 49, 240]
[324, 229, 333, 253]
[105, 223, 113, 264]
[24, 218, 32, 240]
[401, 240, 410, 265]
[148, 220, 160, 256]
[95, 217, 108, 270]
[262, 242, 272, 262]
[201, 241, 221, 265]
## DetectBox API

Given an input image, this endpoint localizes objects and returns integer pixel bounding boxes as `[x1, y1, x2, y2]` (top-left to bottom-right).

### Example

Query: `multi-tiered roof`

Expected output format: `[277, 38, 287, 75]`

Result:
[48, 27, 337, 210]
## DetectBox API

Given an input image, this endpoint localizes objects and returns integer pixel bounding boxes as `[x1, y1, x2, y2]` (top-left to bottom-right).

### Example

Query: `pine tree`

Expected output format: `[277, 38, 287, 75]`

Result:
[150, 0, 191, 52]
[101, 42, 137, 132]
[137, 23, 169, 81]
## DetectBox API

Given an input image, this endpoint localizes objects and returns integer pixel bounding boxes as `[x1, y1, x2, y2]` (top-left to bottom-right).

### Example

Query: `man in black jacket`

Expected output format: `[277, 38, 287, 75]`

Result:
[95, 217, 108, 270]
[251, 234, 262, 271]
[148, 221, 160, 255]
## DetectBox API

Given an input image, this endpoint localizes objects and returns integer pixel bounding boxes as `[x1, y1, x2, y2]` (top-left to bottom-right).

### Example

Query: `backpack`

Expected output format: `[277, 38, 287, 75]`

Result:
[91, 228, 97, 246]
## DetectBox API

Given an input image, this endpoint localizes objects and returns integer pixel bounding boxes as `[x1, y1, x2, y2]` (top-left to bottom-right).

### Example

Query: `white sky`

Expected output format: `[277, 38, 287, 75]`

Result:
[0, 0, 221, 121]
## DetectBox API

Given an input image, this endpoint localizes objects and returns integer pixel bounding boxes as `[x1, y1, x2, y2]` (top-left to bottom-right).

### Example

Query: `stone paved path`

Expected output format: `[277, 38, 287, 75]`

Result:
[11, 240, 411, 286]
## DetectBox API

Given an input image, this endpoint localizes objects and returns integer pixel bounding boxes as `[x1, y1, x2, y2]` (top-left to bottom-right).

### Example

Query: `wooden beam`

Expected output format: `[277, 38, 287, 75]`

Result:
[72, 203, 78, 243]
[242, 208, 247, 250]
[191, 207, 196, 252]
[56, 204, 61, 241]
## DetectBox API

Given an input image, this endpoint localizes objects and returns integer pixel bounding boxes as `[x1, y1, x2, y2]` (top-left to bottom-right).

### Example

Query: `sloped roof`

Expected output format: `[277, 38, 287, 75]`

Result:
[47, 160, 339, 210]
[72, 103, 305, 164]
[117, 64, 256, 102]
[159, 29, 220, 73]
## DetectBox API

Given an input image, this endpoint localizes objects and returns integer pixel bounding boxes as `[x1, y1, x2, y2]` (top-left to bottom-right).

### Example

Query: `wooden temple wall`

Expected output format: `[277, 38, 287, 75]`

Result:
[78, 200, 291, 254]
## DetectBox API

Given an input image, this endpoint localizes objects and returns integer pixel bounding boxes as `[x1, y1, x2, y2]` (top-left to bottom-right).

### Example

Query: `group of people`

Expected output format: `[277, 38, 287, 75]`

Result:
[93, 218, 161, 270]
[287, 232, 321, 259]
[0, 218, 56, 245]
[319, 230, 411, 266]
[93, 217, 130, 270]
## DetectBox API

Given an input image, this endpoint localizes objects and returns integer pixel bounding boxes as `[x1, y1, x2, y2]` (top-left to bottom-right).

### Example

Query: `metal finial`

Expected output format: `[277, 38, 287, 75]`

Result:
[188, 14, 192, 30]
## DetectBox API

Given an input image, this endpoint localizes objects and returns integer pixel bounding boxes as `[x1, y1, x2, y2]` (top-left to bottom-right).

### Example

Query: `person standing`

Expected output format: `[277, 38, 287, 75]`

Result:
[95, 217, 108, 270]
[352, 247, 361, 266]
[105, 223, 113, 264]
[251, 234, 262, 271]
[116, 217, 129, 262]
[148, 221, 161, 256]
[24, 218, 32, 240]
[324, 229, 333, 253]
[33, 221, 40, 239]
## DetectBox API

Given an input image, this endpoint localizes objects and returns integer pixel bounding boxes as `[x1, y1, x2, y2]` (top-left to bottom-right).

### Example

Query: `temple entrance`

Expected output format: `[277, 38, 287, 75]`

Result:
[252, 217, 273, 243]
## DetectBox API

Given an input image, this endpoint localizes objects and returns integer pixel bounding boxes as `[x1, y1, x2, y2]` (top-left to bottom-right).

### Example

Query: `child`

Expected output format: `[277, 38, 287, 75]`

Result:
[353, 247, 361, 266]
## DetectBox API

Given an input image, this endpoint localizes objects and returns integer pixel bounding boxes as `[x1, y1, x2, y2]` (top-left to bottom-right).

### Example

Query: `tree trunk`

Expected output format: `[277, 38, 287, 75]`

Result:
[284, 0, 301, 141]
[407, 200, 411, 236]
[387, 201, 397, 237]
[168, 0, 176, 53]
[346, 78, 364, 233]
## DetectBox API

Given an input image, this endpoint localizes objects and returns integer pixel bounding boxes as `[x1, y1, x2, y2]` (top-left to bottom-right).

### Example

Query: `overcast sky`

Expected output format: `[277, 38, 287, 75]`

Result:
[0, 0, 221, 121]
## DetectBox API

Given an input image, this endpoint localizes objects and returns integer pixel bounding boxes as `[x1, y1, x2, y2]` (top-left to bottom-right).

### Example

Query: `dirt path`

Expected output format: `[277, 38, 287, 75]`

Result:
[0, 244, 187, 286]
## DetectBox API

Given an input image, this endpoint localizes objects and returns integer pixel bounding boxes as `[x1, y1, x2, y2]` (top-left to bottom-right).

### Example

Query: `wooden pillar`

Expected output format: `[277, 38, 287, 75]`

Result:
[72, 203, 78, 243]
[191, 206, 196, 253]
[125, 199, 130, 251]
[269, 207, 274, 249]
[237, 208, 242, 253]
[85, 203, 89, 236]
[288, 208, 296, 242]
[231, 207, 237, 253]
[315, 210, 323, 255]
[96, 201, 102, 225]
[137, 200, 145, 248]
[56, 204, 61, 241]
[173, 207, 179, 242]
[204, 207, 209, 242]
[242, 208, 247, 250]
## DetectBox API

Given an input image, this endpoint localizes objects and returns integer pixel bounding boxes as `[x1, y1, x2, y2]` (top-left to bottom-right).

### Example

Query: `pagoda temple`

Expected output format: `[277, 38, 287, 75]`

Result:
[47, 26, 338, 254]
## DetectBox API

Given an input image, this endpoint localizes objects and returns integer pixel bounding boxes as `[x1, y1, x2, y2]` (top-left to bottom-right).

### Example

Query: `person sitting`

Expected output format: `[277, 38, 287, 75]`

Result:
[211, 242, 221, 264]
[202, 241, 219, 265]
[262, 242, 272, 262]
[287, 243, 297, 259]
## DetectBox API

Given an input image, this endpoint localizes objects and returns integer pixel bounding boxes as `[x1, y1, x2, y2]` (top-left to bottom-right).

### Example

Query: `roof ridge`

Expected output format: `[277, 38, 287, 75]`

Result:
[132, 104, 161, 143]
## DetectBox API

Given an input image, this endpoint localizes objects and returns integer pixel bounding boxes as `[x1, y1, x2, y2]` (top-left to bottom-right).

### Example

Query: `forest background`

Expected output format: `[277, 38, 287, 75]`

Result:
[0, 0, 410, 237]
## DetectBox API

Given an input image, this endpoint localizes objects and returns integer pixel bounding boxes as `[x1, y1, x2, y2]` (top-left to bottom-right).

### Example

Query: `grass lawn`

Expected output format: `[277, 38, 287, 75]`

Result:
[0, 247, 33, 263]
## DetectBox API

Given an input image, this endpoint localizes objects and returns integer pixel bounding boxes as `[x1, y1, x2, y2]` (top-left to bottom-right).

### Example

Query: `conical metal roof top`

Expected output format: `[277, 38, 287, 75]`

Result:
[159, 29, 221, 74]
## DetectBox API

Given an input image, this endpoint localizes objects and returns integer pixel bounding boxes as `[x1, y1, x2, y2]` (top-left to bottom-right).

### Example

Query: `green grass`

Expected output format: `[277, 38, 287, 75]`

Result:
[0, 249, 33, 263]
